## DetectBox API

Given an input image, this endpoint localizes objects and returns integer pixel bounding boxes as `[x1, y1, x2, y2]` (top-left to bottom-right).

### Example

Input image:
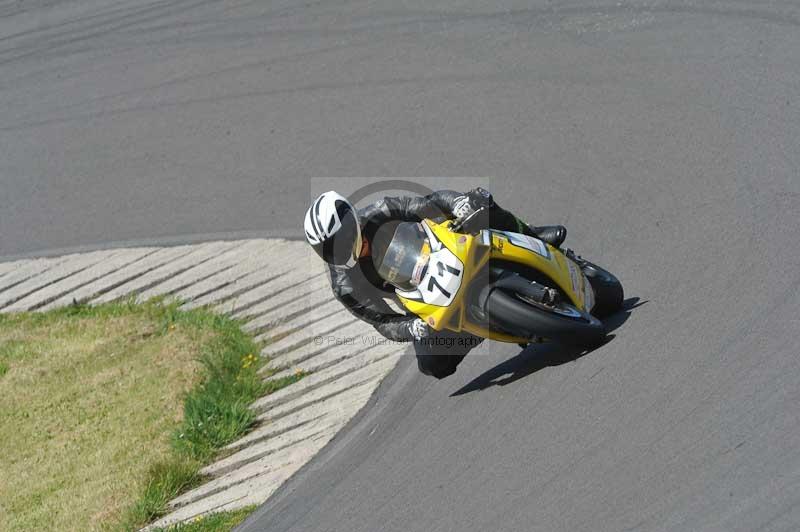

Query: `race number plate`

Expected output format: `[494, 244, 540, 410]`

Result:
[417, 246, 463, 306]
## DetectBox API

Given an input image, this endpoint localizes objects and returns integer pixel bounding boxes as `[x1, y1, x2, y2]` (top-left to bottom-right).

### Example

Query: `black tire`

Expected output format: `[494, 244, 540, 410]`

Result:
[581, 261, 624, 318]
[484, 289, 606, 347]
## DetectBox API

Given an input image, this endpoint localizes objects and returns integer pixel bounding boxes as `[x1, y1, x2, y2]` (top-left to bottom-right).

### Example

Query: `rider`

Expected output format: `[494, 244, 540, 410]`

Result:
[303, 188, 568, 379]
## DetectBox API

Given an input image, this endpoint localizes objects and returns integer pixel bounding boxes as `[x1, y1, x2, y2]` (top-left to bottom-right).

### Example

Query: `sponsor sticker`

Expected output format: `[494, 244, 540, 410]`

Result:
[567, 259, 580, 296]
[410, 242, 431, 287]
[497, 231, 551, 259]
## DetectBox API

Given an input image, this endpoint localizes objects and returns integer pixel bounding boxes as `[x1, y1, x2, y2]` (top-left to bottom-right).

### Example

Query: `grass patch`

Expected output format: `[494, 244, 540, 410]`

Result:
[262, 372, 306, 395]
[152, 506, 257, 532]
[118, 457, 201, 529]
[0, 299, 304, 531]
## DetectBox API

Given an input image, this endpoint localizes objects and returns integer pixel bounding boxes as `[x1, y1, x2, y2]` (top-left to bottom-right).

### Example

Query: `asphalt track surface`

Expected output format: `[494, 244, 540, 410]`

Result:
[2, 1, 800, 531]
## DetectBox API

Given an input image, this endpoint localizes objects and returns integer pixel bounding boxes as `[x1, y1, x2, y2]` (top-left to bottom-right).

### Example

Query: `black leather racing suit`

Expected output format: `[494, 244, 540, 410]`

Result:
[327, 189, 555, 379]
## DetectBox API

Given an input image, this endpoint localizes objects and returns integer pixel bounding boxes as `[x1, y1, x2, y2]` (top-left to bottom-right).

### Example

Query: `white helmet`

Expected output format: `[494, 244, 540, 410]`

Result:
[304, 191, 362, 266]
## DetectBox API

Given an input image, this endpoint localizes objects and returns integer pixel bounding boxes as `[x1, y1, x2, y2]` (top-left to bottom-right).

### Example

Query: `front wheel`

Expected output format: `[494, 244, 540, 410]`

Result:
[581, 260, 624, 319]
[484, 288, 607, 347]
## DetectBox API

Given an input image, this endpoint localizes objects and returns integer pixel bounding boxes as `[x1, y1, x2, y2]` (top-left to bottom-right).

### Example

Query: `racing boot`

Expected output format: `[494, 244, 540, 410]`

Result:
[488, 205, 567, 247]
[530, 225, 567, 248]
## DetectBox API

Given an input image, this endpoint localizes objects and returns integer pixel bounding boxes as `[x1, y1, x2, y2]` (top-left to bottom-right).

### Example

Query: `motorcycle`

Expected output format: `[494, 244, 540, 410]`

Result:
[375, 208, 624, 346]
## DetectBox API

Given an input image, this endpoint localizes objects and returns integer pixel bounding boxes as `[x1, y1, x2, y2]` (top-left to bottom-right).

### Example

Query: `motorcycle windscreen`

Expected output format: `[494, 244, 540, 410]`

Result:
[374, 222, 431, 291]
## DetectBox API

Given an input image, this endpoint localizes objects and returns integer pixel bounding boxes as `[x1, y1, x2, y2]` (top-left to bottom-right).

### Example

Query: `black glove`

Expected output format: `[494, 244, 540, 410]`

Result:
[452, 187, 494, 220]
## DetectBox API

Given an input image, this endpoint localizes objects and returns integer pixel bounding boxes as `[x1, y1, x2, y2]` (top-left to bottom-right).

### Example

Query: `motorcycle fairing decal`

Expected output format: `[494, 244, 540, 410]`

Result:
[410, 241, 431, 286]
[495, 231, 551, 259]
[395, 287, 423, 301]
[583, 274, 595, 311]
[421, 220, 443, 251]
[566, 259, 581, 296]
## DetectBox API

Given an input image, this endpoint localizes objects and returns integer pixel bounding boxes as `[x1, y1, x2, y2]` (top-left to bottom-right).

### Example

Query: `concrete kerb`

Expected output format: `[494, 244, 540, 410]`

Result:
[169, 430, 339, 510]
[40, 245, 198, 310]
[133, 239, 266, 302]
[216, 269, 325, 317]
[269, 339, 399, 380]
[183, 267, 291, 311]
[92, 241, 243, 304]
[0, 249, 114, 310]
[145, 435, 333, 530]
[223, 379, 379, 453]
[253, 344, 399, 415]
[0, 255, 74, 296]
[262, 320, 377, 374]
[255, 355, 399, 424]
[233, 273, 330, 323]
[255, 298, 343, 339]
[0, 259, 26, 277]
[200, 416, 346, 478]
[11, 248, 158, 312]
[174, 240, 301, 307]
[258, 312, 358, 357]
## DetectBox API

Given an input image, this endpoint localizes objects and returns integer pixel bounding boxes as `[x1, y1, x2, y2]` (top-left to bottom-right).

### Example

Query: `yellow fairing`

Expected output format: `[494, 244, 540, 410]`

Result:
[396, 219, 589, 344]
[488, 231, 588, 310]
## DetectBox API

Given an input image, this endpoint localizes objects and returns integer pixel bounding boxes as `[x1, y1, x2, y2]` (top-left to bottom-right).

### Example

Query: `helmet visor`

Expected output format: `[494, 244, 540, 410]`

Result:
[375, 222, 431, 291]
